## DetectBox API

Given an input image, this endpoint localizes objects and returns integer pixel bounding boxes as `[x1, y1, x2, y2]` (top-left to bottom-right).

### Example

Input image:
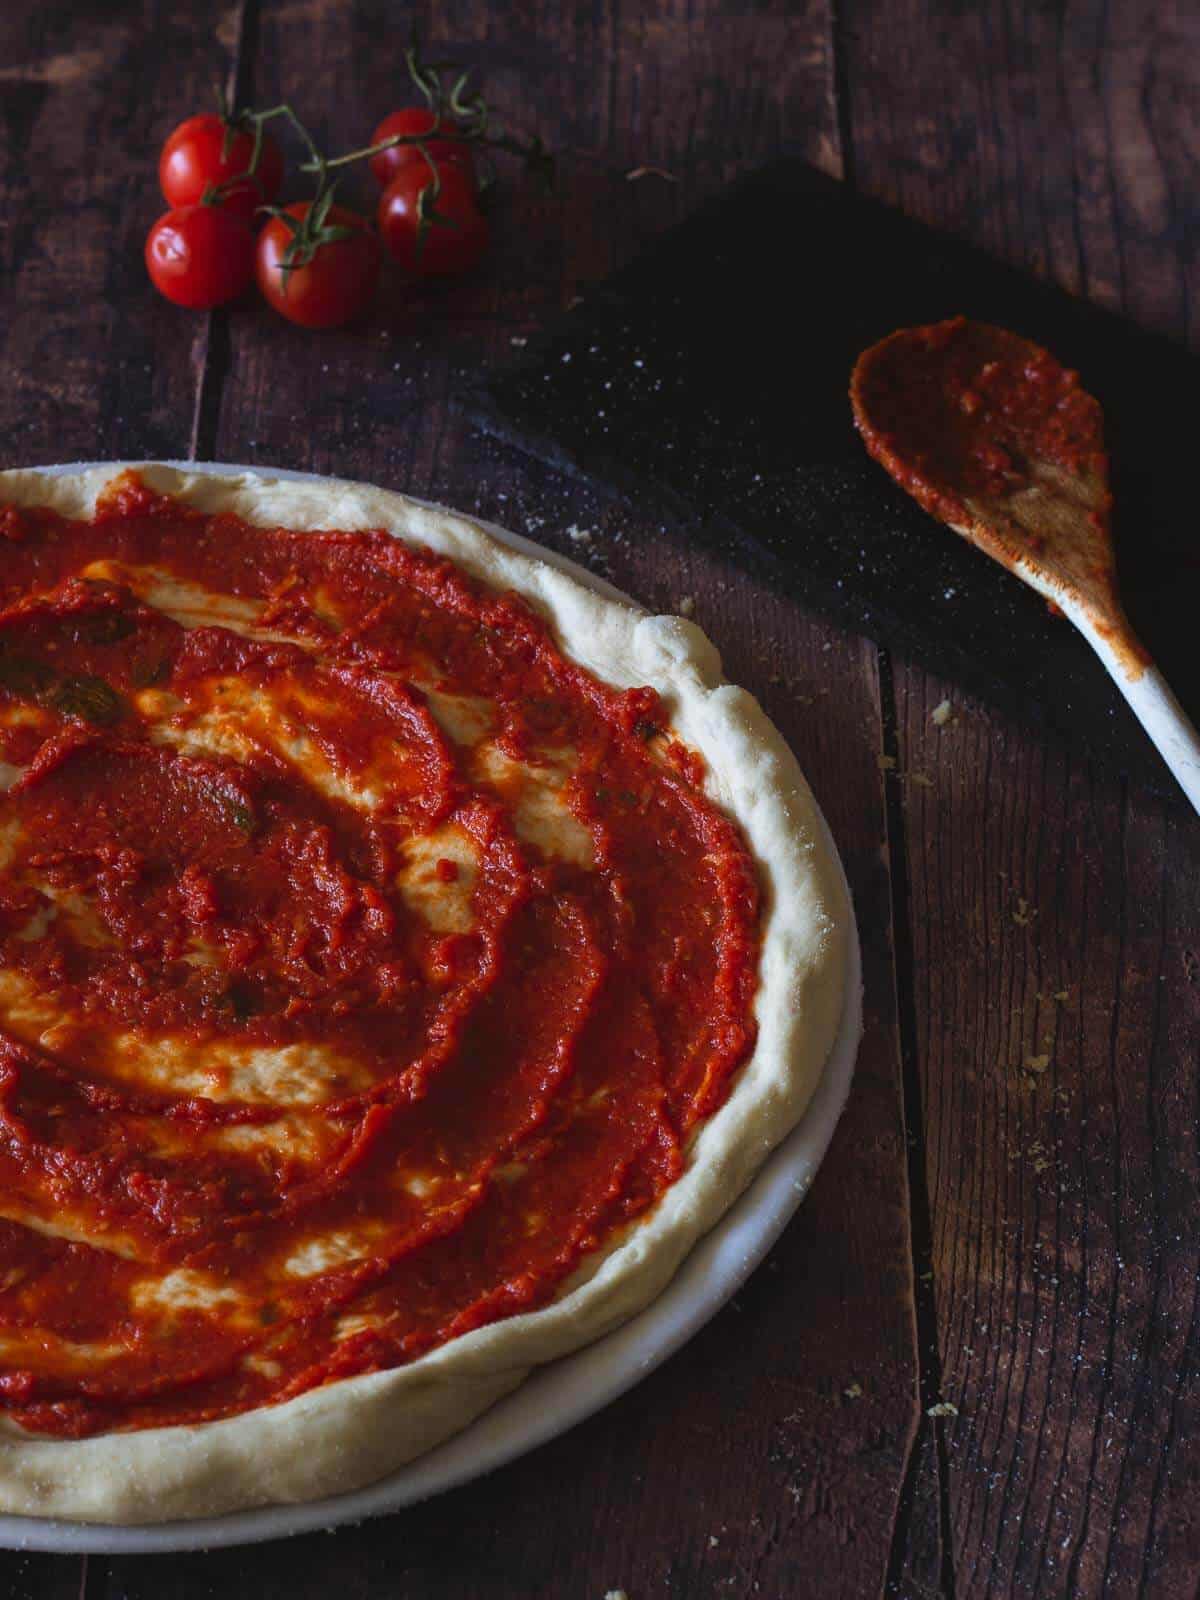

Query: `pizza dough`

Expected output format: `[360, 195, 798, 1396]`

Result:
[0, 464, 849, 1523]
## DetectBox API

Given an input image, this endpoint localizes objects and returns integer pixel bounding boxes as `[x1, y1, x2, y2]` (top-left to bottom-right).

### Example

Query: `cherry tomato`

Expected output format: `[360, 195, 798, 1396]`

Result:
[145, 204, 255, 309]
[159, 113, 284, 221]
[255, 202, 381, 328]
[377, 163, 489, 279]
[368, 108, 475, 189]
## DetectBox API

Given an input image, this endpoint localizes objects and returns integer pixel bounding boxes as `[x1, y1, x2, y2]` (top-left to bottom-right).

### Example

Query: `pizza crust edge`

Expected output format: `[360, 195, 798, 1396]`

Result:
[0, 463, 852, 1524]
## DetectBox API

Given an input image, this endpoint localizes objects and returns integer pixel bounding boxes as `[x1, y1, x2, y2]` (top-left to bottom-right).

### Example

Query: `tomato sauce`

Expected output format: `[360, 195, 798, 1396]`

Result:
[0, 473, 760, 1437]
[851, 316, 1107, 528]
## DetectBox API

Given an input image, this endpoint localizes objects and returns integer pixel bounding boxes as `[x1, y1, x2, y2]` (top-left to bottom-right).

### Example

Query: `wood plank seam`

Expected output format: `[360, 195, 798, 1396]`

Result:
[77, 1553, 102, 1600]
[876, 645, 957, 1600]
[190, 0, 256, 465]
[827, 0, 955, 1579]
[189, 305, 233, 465]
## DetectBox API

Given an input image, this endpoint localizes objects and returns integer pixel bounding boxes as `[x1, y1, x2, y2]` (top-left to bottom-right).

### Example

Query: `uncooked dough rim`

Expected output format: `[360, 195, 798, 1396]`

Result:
[0, 463, 849, 1523]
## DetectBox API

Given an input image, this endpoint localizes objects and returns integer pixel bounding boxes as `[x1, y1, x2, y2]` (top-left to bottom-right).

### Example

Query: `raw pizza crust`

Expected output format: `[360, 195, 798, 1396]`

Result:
[0, 463, 850, 1523]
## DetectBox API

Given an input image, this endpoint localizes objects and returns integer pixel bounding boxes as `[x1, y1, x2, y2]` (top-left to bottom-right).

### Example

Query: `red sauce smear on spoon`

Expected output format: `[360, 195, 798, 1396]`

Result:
[850, 315, 1108, 530]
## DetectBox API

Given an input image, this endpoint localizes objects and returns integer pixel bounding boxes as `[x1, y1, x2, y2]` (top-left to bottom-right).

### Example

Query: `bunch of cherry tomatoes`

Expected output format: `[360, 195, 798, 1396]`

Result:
[146, 87, 517, 328]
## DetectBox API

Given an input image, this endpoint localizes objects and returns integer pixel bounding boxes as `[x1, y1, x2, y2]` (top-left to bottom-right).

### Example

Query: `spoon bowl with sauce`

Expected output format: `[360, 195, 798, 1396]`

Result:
[851, 316, 1200, 812]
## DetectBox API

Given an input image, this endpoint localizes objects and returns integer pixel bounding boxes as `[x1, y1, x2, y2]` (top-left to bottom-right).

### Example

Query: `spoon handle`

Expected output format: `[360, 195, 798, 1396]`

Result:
[1071, 606, 1200, 814]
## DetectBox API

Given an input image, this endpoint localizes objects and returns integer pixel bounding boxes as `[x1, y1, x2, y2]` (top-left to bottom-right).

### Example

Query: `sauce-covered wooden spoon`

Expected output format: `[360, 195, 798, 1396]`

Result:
[850, 316, 1200, 811]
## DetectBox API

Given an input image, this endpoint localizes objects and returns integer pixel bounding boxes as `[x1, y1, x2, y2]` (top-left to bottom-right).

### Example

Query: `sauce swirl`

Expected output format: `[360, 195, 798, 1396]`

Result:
[0, 474, 760, 1437]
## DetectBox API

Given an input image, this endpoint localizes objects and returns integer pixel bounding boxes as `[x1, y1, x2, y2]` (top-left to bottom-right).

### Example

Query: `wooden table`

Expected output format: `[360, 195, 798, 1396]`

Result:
[2, 3, 1197, 1595]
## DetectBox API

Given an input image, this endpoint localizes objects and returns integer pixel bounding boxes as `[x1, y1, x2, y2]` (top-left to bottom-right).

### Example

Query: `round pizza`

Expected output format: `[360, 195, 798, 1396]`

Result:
[0, 464, 850, 1524]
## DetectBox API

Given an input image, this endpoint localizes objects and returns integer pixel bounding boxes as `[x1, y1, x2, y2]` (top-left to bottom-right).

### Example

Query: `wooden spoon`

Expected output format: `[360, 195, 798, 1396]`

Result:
[850, 316, 1200, 812]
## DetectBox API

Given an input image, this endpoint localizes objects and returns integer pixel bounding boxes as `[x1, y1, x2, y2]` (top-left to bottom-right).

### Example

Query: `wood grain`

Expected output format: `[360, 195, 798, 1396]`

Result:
[838, 0, 1200, 352]
[840, 3, 1200, 1592]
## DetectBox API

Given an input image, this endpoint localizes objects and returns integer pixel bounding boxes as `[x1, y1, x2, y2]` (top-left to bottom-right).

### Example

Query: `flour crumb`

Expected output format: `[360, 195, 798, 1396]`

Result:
[931, 698, 954, 727]
[877, 753, 896, 771]
[1012, 897, 1036, 927]
[510, 335, 528, 347]
[709, 1535, 720, 1547]
[1028, 1140, 1052, 1174]
[927, 1401, 958, 1418]
[1026, 1054, 1051, 1074]
[843, 1381, 864, 1400]
[677, 595, 695, 617]
[565, 524, 593, 545]
[605, 1591, 629, 1600]
[910, 771, 934, 789]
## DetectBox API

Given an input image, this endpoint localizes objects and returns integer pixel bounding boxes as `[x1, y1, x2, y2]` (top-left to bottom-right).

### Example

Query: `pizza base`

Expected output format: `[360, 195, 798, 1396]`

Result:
[0, 463, 851, 1524]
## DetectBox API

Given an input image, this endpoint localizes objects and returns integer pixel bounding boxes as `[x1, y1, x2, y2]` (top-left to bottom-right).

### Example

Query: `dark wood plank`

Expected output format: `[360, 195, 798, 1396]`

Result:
[0, 2, 249, 468]
[839, 0, 1200, 351]
[96, 0, 920, 1594]
[840, 3, 1200, 1593]
[885, 671, 1200, 1599]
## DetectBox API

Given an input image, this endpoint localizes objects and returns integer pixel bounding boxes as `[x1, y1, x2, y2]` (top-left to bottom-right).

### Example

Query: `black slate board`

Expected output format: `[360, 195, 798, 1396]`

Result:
[459, 159, 1198, 796]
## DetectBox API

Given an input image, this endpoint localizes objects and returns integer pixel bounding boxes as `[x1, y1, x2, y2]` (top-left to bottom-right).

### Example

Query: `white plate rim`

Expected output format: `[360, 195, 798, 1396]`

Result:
[0, 461, 863, 1554]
